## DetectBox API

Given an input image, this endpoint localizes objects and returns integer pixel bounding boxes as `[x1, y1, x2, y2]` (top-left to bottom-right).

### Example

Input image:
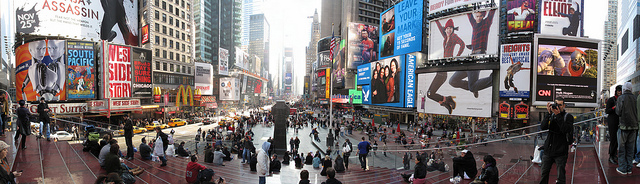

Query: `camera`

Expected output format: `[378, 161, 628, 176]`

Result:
[550, 103, 558, 110]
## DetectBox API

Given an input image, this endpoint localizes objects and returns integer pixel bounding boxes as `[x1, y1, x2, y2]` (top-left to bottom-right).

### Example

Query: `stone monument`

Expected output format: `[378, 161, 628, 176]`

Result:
[271, 100, 289, 155]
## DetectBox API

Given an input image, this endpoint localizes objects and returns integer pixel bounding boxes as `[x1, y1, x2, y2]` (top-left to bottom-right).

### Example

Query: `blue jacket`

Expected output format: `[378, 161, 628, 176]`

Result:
[357, 141, 370, 155]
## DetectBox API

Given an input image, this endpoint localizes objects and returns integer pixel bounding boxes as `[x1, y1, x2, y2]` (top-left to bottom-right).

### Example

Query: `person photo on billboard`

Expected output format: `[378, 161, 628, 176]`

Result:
[381, 33, 395, 57]
[507, 1, 535, 21]
[101, 0, 138, 45]
[387, 59, 400, 103]
[504, 53, 528, 93]
[537, 48, 565, 76]
[371, 58, 400, 104]
[426, 72, 456, 114]
[21, 40, 66, 101]
[466, 9, 496, 55]
[555, 3, 581, 36]
[372, 63, 387, 104]
[450, 70, 493, 98]
[435, 19, 465, 58]
[360, 28, 377, 63]
[381, 8, 395, 35]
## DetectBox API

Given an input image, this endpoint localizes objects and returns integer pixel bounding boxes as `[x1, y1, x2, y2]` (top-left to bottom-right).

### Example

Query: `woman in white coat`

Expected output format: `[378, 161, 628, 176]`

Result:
[257, 142, 271, 184]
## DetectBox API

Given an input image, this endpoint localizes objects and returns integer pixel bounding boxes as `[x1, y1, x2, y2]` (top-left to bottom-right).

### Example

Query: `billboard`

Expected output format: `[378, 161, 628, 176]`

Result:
[317, 51, 331, 69]
[361, 85, 371, 105]
[131, 48, 152, 97]
[379, 0, 423, 59]
[349, 89, 363, 104]
[369, 56, 405, 107]
[107, 44, 132, 98]
[506, 0, 537, 33]
[333, 39, 346, 88]
[195, 62, 214, 95]
[219, 48, 229, 75]
[357, 63, 371, 85]
[219, 77, 240, 101]
[66, 41, 95, 99]
[15, 40, 67, 101]
[16, 0, 139, 46]
[416, 70, 493, 117]
[285, 73, 292, 85]
[235, 47, 246, 69]
[141, 25, 149, 44]
[348, 23, 379, 68]
[534, 36, 599, 106]
[429, 9, 499, 60]
[429, 0, 487, 15]
[539, 0, 584, 37]
[499, 43, 531, 98]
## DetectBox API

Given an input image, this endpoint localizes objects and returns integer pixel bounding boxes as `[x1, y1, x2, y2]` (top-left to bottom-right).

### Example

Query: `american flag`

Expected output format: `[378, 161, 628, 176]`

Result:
[329, 31, 336, 62]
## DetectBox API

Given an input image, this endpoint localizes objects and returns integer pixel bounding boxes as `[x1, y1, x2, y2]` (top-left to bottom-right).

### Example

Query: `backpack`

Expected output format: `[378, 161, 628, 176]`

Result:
[197, 168, 215, 183]
[563, 113, 574, 145]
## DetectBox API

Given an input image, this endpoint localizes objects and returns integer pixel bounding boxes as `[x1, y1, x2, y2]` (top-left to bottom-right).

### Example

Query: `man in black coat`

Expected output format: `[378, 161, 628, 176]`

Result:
[540, 97, 573, 184]
[606, 85, 622, 164]
[37, 98, 51, 141]
[139, 137, 152, 160]
[15, 100, 31, 149]
[452, 150, 477, 180]
[123, 115, 134, 160]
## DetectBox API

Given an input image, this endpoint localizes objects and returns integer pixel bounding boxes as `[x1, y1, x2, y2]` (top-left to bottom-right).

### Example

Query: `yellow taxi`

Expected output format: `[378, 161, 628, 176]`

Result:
[168, 118, 186, 127]
[116, 126, 147, 136]
[145, 122, 169, 131]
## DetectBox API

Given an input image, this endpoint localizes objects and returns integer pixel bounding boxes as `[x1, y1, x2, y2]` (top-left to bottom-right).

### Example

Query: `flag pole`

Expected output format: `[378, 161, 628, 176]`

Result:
[329, 23, 334, 129]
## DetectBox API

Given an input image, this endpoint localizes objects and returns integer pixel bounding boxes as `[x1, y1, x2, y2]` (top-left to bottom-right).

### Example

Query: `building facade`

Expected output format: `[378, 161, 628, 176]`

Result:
[603, 0, 618, 90]
[617, 0, 640, 91]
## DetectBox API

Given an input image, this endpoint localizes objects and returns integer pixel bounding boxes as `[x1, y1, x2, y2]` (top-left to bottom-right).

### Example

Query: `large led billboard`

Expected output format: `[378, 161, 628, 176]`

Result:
[539, 0, 584, 37]
[66, 41, 96, 100]
[16, 0, 139, 46]
[499, 43, 531, 98]
[219, 48, 229, 76]
[416, 70, 493, 117]
[219, 77, 240, 101]
[357, 63, 371, 85]
[15, 40, 67, 101]
[379, 0, 423, 59]
[429, 0, 487, 15]
[358, 54, 416, 108]
[131, 48, 152, 97]
[348, 23, 379, 68]
[534, 36, 600, 106]
[285, 73, 292, 85]
[506, 0, 537, 33]
[195, 62, 214, 95]
[429, 9, 499, 60]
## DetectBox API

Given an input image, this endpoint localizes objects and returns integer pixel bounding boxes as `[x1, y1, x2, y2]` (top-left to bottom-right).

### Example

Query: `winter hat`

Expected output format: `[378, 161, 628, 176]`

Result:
[623, 82, 632, 92]
[445, 19, 458, 30]
[461, 150, 469, 153]
[0, 141, 9, 151]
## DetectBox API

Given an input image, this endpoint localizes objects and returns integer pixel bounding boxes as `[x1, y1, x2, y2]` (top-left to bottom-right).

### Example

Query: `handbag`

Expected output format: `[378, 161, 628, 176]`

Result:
[121, 172, 136, 184]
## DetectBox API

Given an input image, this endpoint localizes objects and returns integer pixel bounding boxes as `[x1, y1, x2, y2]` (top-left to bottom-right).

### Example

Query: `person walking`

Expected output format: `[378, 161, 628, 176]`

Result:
[257, 142, 271, 184]
[342, 140, 352, 170]
[155, 127, 169, 166]
[37, 98, 51, 141]
[123, 115, 134, 160]
[15, 100, 30, 149]
[540, 97, 574, 183]
[606, 85, 622, 164]
[615, 82, 637, 175]
[357, 137, 371, 171]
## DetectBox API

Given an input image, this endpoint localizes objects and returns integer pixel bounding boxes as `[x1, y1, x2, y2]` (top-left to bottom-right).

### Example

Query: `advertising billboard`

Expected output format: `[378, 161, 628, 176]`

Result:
[379, 0, 423, 59]
[429, 9, 499, 60]
[539, 0, 584, 37]
[349, 89, 363, 104]
[317, 51, 331, 69]
[195, 62, 214, 95]
[534, 36, 599, 106]
[416, 70, 493, 117]
[357, 63, 371, 85]
[219, 77, 240, 101]
[235, 47, 246, 69]
[499, 43, 531, 98]
[16, 0, 139, 46]
[348, 23, 379, 68]
[141, 25, 149, 44]
[361, 85, 371, 105]
[219, 48, 229, 75]
[66, 41, 96, 99]
[131, 48, 152, 97]
[369, 56, 405, 107]
[333, 39, 346, 88]
[285, 73, 292, 85]
[15, 40, 67, 101]
[107, 44, 132, 98]
[506, 0, 537, 33]
[429, 0, 487, 15]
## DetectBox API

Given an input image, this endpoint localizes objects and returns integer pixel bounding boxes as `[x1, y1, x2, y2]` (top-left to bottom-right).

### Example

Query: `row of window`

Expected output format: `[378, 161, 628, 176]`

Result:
[154, 48, 190, 64]
[155, 60, 191, 75]
[153, 73, 195, 85]
[155, 0, 191, 21]
[155, 11, 188, 31]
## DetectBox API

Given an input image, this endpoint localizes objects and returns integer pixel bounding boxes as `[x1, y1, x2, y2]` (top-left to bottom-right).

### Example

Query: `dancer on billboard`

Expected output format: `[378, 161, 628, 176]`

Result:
[504, 54, 529, 93]
[100, 0, 138, 45]
[435, 19, 465, 58]
[555, 3, 581, 36]
[537, 48, 565, 75]
[427, 72, 456, 114]
[467, 9, 496, 55]
[507, 1, 535, 21]
[449, 71, 493, 98]
[21, 40, 66, 101]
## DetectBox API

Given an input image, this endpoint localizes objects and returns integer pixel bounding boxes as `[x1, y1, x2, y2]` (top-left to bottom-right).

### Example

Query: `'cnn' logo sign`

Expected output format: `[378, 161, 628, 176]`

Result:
[538, 90, 552, 97]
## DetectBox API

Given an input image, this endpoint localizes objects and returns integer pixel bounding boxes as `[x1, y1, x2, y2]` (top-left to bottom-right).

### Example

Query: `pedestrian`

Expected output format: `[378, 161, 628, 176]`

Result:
[615, 82, 637, 175]
[540, 97, 574, 183]
[357, 137, 371, 170]
[0, 93, 8, 136]
[334, 154, 345, 172]
[139, 137, 152, 160]
[413, 154, 427, 184]
[123, 115, 134, 160]
[185, 155, 207, 184]
[154, 127, 169, 167]
[37, 98, 51, 141]
[15, 100, 30, 149]
[475, 155, 499, 184]
[606, 85, 622, 164]
[320, 155, 332, 176]
[320, 168, 342, 184]
[453, 150, 477, 180]
[0, 140, 21, 184]
[257, 142, 271, 184]
[299, 170, 310, 184]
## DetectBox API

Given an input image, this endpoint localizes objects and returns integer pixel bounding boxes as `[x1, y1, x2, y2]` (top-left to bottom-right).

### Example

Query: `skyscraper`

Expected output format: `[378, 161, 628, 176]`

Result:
[617, 0, 640, 90]
[194, 0, 241, 70]
[241, 0, 265, 50]
[249, 13, 270, 76]
[603, 0, 618, 90]
[306, 9, 321, 75]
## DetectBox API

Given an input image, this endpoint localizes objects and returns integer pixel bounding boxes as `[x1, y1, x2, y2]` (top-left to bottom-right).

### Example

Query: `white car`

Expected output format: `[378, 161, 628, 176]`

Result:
[51, 131, 75, 141]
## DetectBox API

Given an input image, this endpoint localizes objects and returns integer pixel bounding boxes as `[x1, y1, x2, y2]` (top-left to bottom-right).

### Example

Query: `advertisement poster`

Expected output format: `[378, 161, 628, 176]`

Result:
[107, 44, 132, 98]
[361, 85, 371, 105]
[15, 40, 67, 101]
[131, 48, 152, 97]
[429, 9, 499, 60]
[499, 43, 531, 98]
[539, 0, 584, 37]
[195, 62, 213, 95]
[317, 51, 331, 69]
[16, 0, 139, 46]
[369, 56, 405, 107]
[405, 54, 416, 108]
[67, 41, 95, 99]
[535, 37, 598, 105]
[235, 47, 246, 69]
[219, 77, 240, 101]
[348, 23, 379, 68]
[333, 39, 346, 88]
[325, 68, 330, 98]
[349, 89, 363, 104]
[506, 0, 537, 33]
[219, 48, 229, 76]
[379, 0, 423, 59]
[285, 73, 292, 85]
[141, 25, 149, 44]
[357, 63, 371, 85]
[429, 0, 488, 15]
[416, 70, 493, 117]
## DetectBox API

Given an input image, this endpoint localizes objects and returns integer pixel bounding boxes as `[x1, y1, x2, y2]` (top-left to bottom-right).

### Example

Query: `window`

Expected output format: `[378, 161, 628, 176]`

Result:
[162, 1, 166, 10]
[182, 44, 185, 52]
[181, 0, 185, 7]
[187, 14, 190, 21]
[169, 28, 173, 36]
[155, 11, 159, 20]
[170, 52, 174, 60]
[176, 8, 180, 16]
[187, 66, 191, 74]
[169, 5, 173, 13]
[183, 55, 186, 63]
[162, 26, 166, 34]
[182, 33, 185, 40]
[175, 20, 179, 28]
[155, 23, 159, 32]
[169, 17, 173, 25]
[155, 36, 159, 44]
[175, 30, 179, 38]
[170, 64, 174, 72]
[155, 49, 160, 57]
[169, 40, 173, 48]
[156, 61, 160, 70]
[155, 0, 159, 6]
[176, 42, 180, 50]
[182, 66, 186, 73]
[163, 50, 167, 58]
[181, 11, 185, 19]
[176, 65, 180, 73]
[182, 22, 185, 30]
[176, 53, 180, 61]
[163, 63, 167, 71]
[162, 38, 166, 46]
[162, 13, 166, 22]
[187, 3, 190, 11]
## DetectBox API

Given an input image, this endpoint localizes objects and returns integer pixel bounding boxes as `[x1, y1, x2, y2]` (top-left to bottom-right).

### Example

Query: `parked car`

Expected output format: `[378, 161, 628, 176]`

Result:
[145, 122, 169, 131]
[168, 118, 186, 127]
[188, 117, 203, 124]
[51, 131, 75, 141]
[202, 118, 213, 125]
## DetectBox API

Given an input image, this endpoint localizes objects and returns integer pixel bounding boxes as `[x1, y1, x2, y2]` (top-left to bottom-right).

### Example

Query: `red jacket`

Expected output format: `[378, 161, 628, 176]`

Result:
[186, 162, 206, 183]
